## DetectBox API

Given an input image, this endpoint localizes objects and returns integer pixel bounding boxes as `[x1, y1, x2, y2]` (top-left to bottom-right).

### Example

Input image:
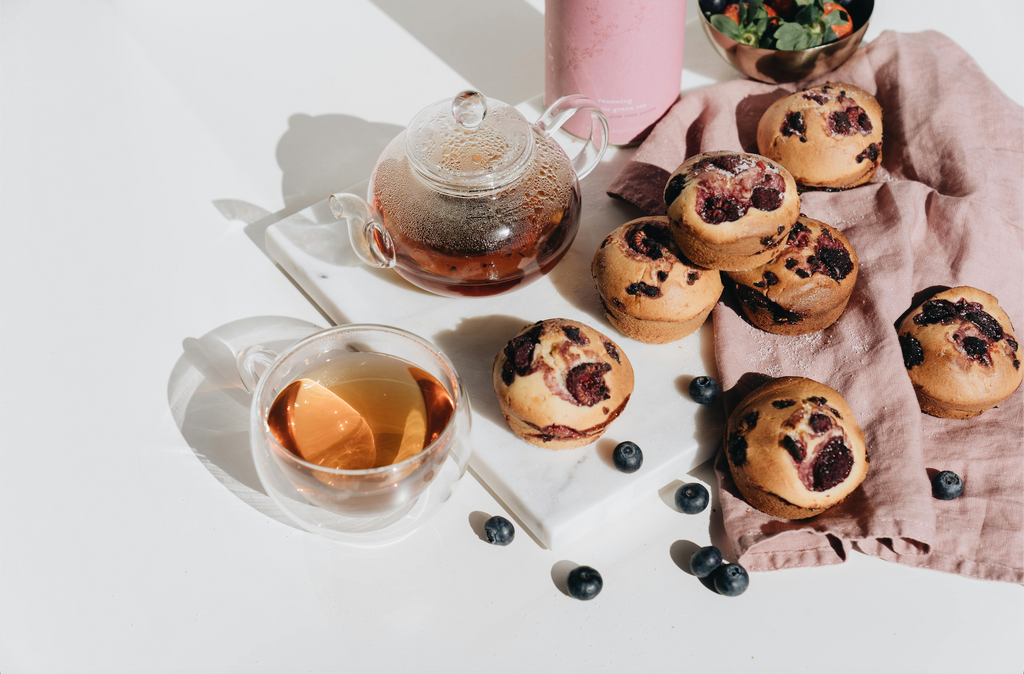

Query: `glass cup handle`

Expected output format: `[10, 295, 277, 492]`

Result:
[236, 344, 278, 394]
[329, 193, 397, 269]
[535, 95, 610, 180]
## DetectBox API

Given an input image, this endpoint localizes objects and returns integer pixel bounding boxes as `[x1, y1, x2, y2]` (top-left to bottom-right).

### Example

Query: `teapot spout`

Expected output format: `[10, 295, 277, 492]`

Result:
[329, 193, 396, 269]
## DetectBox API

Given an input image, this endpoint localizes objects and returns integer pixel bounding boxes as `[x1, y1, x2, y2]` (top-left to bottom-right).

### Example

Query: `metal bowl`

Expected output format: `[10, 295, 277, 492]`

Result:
[699, 0, 874, 84]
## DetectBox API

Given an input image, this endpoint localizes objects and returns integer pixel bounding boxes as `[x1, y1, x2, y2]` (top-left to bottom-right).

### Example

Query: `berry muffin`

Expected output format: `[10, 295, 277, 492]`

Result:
[724, 216, 858, 335]
[664, 151, 800, 271]
[724, 377, 869, 520]
[493, 318, 634, 449]
[591, 216, 724, 344]
[897, 287, 1022, 419]
[757, 82, 883, 190]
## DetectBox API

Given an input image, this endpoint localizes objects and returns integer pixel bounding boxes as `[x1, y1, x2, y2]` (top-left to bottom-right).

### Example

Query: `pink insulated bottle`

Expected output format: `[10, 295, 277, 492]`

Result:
[546, 0, 686, 146]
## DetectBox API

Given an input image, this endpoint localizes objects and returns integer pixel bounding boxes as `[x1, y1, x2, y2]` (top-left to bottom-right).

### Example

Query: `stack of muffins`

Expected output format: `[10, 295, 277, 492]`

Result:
[593, 146, 861, 341]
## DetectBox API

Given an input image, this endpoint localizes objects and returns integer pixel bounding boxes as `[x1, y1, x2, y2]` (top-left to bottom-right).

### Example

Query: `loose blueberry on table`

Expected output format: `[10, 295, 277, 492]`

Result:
[483, 515, 515, 546]
[931, 471, 964, 500]
[689, 376, 720, 404]
[712, 563, 749, 597]
[690, 546, 723, 578]
[612, 441, 644, 473]
[675, 483, 710, 514]
[566, 566, 603, 601]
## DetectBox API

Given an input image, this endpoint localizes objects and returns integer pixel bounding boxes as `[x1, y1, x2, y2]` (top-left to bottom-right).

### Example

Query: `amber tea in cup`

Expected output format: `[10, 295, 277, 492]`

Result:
[241, 325, 471, 524]
[267, 352, 455, 471]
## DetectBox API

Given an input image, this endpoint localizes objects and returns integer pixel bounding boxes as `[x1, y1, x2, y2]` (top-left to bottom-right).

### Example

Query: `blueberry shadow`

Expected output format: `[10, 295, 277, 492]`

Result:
[468, 510, 492, 543]
[687, 455, 729, 555]
[669, 539, 702, 575]
[432, 314, 532, 431]
[658, 480, 686, 513]
[594, 435, 621, 470]
[550, 560, 580, 597]
[466, 478, 546, 549]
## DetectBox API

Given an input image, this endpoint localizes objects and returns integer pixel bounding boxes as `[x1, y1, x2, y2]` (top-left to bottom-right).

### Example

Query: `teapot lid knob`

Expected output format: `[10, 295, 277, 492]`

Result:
[452, 91, 487, 130]
[405, 91, 533, 193]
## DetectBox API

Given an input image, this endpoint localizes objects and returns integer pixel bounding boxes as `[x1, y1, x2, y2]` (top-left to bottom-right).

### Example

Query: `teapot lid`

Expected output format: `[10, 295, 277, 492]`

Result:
[405, 91, 534, 193]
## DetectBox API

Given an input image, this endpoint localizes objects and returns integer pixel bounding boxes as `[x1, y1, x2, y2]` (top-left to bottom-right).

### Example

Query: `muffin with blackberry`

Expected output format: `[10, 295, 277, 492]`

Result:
[664, 151, 800, 271]
[591, 216, 724, 343]
[898, 286, 1022, 419]
[725, 216, 858, 335]
[724, 377, 869, 520]
[757, 82, 883, 190]
[493, 318, 634, 449]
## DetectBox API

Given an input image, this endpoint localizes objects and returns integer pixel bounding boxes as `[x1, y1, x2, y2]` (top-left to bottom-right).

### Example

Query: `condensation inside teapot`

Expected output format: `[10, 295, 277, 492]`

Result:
[368, 93, 582, 297]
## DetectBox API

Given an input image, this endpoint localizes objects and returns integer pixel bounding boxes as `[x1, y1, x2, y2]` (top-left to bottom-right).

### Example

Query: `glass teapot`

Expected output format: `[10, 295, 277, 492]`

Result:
[330, 91, 609, 297]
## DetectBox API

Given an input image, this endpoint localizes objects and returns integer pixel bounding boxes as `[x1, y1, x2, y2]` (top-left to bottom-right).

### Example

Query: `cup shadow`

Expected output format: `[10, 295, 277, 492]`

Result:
[167, 316, 325, 527]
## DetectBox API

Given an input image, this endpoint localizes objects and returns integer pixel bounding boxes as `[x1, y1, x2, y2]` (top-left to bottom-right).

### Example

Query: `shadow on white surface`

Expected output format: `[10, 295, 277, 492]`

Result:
[549, 559, 580, 597]
[686, 459, 733, 560]
[213, 113, 403, 260]
[372, 0, 545, 106]
[431, 314, 533, 431]
[668, 538, 702, 575]
[166, 316, 323, 527]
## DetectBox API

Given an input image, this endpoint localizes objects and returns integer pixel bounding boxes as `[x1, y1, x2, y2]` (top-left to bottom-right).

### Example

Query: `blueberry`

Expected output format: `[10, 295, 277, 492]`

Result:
[612, 441, 643, 473]
[712, 563, 749, 597]
[566, 566, 603, 601]
[689, 376, 719, 405]
[698, 0, 728, 14]
[675, 482, 710, 514]
[689, 546, 723, 578]
[931, 471, 964, 500]
[483, 515, 515, 545]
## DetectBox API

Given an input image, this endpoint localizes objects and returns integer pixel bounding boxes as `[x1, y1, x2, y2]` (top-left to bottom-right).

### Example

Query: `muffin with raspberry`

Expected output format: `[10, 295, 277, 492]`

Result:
[897, 286, 1022, 419]
[757, 82, 883, 190]
[724, 377, 869, 520]
[664, 151, 800, 271]
[492, 318, 634, 449]
[725, 216, 858, 335]
[591, 216, 724, 344]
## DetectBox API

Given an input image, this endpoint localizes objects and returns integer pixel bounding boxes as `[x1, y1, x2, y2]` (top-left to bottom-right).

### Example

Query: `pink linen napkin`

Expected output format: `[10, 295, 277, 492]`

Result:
[608, 31, 1023, 583]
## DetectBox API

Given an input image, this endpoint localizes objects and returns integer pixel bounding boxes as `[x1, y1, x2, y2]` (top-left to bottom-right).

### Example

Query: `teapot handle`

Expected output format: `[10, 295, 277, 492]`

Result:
[535, 95, 610, 180]
[328, 193, 397, 269]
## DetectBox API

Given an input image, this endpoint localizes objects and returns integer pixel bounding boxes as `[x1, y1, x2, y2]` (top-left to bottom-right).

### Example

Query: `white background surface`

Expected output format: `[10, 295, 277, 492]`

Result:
[2, 1, 1021, 672]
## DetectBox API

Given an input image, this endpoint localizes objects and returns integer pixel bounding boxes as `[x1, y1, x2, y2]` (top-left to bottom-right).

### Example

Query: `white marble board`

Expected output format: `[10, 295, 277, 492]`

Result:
[264, 100, 724, 549]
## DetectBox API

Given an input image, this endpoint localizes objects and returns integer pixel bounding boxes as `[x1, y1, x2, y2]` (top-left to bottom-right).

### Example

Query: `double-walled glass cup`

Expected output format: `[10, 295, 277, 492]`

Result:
[238, 324, 472, 541]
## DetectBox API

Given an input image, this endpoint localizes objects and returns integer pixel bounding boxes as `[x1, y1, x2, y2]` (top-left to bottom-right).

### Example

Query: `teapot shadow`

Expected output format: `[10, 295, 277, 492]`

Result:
[545, 139, 643, 323]
[214, 113, 403, 269]
[167, 316, 325, 528]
